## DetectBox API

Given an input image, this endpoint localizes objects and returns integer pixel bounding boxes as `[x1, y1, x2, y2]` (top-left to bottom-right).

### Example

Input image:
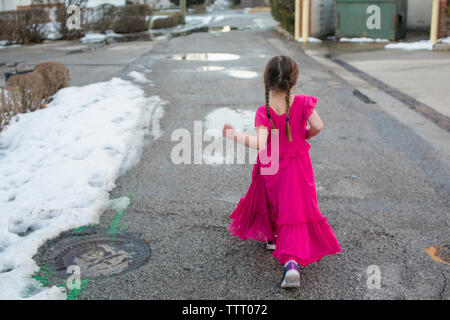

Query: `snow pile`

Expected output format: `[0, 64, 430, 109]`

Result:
[0, 40, 21, 50]
[297, 37, 322, 43]
[0, 78, 165, 299]
[339, 37, 388, 43]
[385, 40, 433, 51]
[80, 31, 123, 43]
[438, 36, 450, 44]
[86, 0, 125, 8]
[128, 71, 150, 84]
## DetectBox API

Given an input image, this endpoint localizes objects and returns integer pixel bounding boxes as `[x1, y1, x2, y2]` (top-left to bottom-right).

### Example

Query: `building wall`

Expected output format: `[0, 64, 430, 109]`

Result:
[311, 0, 335, 37]
[407, 0, 432, 31]
[0, 0, 32, 11]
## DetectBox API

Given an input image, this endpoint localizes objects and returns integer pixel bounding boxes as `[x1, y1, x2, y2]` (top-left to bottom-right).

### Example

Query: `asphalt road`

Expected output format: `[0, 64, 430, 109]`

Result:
[30, 8, 449, 299]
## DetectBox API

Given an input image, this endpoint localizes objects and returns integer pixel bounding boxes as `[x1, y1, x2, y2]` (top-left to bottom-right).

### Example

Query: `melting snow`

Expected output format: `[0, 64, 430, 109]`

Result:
[0, 78, 165, 299]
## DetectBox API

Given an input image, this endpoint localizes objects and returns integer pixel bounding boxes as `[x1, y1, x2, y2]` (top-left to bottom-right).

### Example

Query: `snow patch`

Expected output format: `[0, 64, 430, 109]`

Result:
[339, 37, 388, 43]
[80, 31, 123, 44]
[128, 71, 150, 84]
[203, 108, 256, 164]
[297, 37, 322, 43]
[385, 40, 433, 51]
[0, 78, 165, 299]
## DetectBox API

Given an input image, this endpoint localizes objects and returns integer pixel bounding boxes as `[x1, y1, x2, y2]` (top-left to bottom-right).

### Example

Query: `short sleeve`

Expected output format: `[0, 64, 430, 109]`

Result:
[255, 106, 270, 127]
[303, 95, 318, 121]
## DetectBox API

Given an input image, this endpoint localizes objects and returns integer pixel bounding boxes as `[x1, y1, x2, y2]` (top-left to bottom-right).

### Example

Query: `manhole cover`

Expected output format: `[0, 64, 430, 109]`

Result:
[40, 231, 151, 278]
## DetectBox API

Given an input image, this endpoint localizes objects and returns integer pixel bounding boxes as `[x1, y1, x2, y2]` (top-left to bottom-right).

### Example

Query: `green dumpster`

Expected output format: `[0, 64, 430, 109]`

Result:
[335, 0, 407, 40]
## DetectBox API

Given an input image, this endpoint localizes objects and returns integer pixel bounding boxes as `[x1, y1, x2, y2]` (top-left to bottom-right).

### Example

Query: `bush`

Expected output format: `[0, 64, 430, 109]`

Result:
[151, 13, 183, 29]
[269, 0, 294, 34]
[5, 72, 45, 114]
[113, 4, 153, 34]
[0, 88, 20, 132]
[0, 8, 49, 44]
[0, 62, 71, 132]
[87, 4, 117, 34]
[34, 62, 71, 99]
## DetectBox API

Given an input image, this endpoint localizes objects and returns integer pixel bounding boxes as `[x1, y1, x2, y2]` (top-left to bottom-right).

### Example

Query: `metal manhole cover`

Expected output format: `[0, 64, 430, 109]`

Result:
[41, 231, 151, 278]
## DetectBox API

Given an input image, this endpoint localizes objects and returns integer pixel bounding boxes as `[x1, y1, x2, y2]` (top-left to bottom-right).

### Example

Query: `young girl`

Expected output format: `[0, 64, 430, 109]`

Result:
[222, 55, 341, 288]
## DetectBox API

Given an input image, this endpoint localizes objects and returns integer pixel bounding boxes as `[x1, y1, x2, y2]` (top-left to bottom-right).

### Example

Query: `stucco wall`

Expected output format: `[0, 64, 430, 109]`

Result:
[407, 0, 432, 31]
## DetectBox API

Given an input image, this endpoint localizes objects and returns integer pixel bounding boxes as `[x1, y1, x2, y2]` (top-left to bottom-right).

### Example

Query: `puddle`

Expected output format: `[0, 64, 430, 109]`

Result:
[168, 53, 240, 61]
[208, 25, 237, 33]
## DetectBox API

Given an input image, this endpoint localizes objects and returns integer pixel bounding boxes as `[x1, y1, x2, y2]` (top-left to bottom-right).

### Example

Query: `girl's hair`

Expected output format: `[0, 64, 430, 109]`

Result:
[263, 55, 299, 141]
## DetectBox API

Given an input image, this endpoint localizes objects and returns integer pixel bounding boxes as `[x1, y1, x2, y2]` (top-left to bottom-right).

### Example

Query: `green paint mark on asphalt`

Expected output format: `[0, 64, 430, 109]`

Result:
[65, 279, 91, 300]
[107, 192, 136, 235]
[32, 265, 54, 287]
[30, 193, 136, 300]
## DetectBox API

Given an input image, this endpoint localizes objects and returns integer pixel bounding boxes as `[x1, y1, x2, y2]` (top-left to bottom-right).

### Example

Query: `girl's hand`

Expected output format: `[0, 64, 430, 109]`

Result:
[222, 123, 235, 139]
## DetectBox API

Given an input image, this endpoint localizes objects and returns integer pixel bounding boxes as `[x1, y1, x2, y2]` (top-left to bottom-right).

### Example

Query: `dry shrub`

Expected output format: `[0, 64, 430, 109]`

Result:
[112, 4, 152, 34]
[0, 8, 49, 44]
[151, 13, 183, 29]
[34, 62, 71, 99]
[0, 88, 20, 132]
[6, 72, 46, 113]
[87, 4, 117, 34]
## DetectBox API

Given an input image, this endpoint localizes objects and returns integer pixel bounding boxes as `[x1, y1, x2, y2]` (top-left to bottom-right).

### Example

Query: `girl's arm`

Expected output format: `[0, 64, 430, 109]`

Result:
[222, 124, 269, 150]
[306, 110, 323, 140]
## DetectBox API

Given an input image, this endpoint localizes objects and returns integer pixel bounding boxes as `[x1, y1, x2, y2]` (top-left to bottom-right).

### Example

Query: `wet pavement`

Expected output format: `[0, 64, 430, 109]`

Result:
[17, 5, 450, 299]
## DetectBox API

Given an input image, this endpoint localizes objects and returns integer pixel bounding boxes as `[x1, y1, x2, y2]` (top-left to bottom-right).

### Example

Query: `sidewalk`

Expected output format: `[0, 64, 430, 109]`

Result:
[335, 48, 450, 118]
[299, 38, 450, 123]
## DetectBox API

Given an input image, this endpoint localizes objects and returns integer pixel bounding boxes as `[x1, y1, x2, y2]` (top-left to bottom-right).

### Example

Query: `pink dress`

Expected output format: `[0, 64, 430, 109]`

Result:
[229, 94, 342, 266]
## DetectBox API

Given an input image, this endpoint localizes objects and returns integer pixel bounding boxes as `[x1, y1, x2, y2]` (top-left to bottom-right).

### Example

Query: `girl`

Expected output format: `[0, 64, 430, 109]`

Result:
[222, 55, 341, 288]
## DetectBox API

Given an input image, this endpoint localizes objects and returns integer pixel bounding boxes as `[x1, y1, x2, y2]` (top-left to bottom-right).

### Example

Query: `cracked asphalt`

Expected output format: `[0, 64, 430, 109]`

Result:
[30, 8, 449, 299]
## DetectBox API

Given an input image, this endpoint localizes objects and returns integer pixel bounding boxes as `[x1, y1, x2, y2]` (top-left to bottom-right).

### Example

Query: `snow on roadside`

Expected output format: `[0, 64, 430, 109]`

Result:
[385, 40, 433, 51]
[339, 37, 388, 43]
[384, 37, 450, 51]
[0, 40, 21, 50]
[0, 77, 165, 299]
[438, 36, 450, 44]
[128, 71, 150, 84]
[80, 31, 123, 44]
[297, 37, 322, 43]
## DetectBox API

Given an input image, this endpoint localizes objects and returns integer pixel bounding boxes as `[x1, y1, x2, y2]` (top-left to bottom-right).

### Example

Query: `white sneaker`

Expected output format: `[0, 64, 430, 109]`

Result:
[281, 260, 300, 288]
[266, 240, 276, 250]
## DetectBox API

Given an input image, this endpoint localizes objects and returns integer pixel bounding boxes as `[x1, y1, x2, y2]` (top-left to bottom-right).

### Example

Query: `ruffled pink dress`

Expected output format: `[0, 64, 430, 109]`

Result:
[229, 94, 341, 266]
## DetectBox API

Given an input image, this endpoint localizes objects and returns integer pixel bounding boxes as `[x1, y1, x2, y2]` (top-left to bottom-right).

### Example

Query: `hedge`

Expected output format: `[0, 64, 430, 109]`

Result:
[269, 0, 295, 34]
[0, 8, 49, 44]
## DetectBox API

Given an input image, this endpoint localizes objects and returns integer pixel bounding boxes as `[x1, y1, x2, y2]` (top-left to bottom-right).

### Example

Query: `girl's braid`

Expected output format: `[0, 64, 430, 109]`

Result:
[265, 82, 276, 129]
[285, 86, 292, 141]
